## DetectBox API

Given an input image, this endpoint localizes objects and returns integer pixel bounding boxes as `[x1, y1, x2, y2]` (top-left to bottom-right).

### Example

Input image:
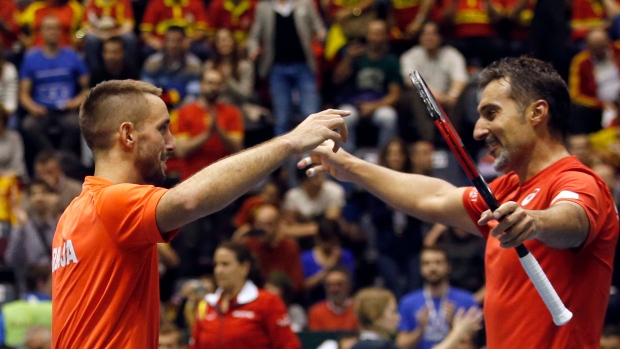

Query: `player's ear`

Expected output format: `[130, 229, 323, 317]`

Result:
[119, 122, 136, 148]
[529, 100, 548, 125]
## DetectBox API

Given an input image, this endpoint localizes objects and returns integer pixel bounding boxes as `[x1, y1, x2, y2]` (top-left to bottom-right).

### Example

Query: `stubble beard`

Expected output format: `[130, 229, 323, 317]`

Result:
[136, 142, 166, 186]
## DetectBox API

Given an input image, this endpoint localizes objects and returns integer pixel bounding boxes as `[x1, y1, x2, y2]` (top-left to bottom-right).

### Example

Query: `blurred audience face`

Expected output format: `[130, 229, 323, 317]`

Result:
[324, 270, 351, 306]
[35, 159, 63, 189]
[384, 139, 407, 171]
[102, 40, 125, 68]
[419, 22, 442, 51]
[374, 296, 400, 335]
[200, 69, 223, 103]
[41, 16, 62, 47]
[587, 28, 611, 61]
[420, 249, 450, 286]
[214, 247, 250, 291]
[253, 205, 280, 241]
[259, 182, 280, 205]
[27, 182, 58, 218]
[215, 29, 235, 56]
[164, 29, 187, 60]
[409, 140, 434, 175]
[567, 134, 593, 166]
[601, 334, 620, 349]
[301, 173, 324, 197]
[366, 20, 388, 51]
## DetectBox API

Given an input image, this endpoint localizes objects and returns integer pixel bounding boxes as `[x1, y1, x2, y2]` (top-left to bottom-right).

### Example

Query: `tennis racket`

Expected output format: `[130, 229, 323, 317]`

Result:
[409, 71, 573, 326]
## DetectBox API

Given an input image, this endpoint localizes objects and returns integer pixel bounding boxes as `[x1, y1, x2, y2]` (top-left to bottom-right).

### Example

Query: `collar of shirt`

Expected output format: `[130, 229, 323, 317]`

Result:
[206, 280, 258, 306]
[359, 330, 383, 341]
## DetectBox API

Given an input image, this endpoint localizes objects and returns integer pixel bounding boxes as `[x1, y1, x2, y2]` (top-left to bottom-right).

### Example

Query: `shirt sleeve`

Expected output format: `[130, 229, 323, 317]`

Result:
[139, 0, 157, 32]
[95, 183, 175, 249]
[548, 170, 614, 247]
[262, 293, 302, 349]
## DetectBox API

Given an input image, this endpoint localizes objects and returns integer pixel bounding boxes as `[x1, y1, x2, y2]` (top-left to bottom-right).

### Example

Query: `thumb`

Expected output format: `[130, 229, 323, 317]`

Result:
[477, 210, 494, 225]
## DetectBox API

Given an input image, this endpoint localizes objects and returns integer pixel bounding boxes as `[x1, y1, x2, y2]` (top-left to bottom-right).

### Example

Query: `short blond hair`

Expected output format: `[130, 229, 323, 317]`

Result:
[354, 287, 395, 328]
[79, 80, 162, 153]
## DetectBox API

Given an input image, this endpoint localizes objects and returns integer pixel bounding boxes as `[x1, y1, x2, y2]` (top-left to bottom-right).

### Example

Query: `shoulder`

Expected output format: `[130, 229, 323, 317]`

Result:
[399, 291, 424, 307]
[400, 46, 423, 60]
[308, 300, 327, 314]
[2, 62, 17, 77]
[449, 287, 476, 301]
[143, 53, 165, 72]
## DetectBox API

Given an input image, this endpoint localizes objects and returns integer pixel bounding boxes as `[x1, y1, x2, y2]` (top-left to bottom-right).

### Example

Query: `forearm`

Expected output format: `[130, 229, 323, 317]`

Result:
[280, 221, 319, 238]
[304, 269, 328, 289]
[333, 57, 354, 84]
[157, 137, 295, 232]
[351, 159, 449, 220]
[531, 202, 589, 249]
[175, 135, 209, 158]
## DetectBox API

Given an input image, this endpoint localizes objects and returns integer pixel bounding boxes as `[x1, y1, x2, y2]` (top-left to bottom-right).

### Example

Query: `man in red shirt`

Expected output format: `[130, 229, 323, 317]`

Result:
[170, 67, 244, 277]
[51, 79, 349, 348]
[302, 56, 619, 348]
[307, 266, 358, 331]
[234, 204, 305, 294]
[172, 67, 244, 181]
[206, 0, 256, 46]
[139, 0, 209, 59]
[19, 0, 83, 48]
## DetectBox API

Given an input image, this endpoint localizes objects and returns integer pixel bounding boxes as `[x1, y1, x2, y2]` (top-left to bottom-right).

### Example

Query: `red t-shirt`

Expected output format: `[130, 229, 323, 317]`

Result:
[462, 156, 618, 349]
[139, 0, 208, 39]
[0, 0, 20, 48]
[245, 237, 305, 293]
[173, 102, 244, 180]
[206, 0, 256, 43]
[82, 0, 134, 30]
[307, 300, 358, 331]
[570, 0, 607, 41]
[52, 176, 179, 348]
[190, 282, 301, 349]
[20, 0, 83, 47]
[390, 0, 421, 33]
[452, 0, 499, 38]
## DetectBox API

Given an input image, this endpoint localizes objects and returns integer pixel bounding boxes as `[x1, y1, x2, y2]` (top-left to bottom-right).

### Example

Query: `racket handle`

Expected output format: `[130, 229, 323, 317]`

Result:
[518, 251, 573, 325]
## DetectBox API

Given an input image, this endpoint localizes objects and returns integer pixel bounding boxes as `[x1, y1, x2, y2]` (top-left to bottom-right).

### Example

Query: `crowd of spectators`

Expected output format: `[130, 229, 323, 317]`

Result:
[0, 0, 620, 347]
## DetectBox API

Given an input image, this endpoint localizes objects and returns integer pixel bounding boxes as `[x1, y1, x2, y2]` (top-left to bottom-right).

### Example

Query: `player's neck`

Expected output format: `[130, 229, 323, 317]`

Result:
[94, 154, 143, 185]
[517, 141, 570, 183]
[425, 280, 449, 298]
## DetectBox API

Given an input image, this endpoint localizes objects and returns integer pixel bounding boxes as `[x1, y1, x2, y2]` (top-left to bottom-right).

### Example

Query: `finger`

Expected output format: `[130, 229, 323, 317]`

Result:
[298, 156, 314, 168]
[477, 210, 494, 225]
[308, 164, 329, 176]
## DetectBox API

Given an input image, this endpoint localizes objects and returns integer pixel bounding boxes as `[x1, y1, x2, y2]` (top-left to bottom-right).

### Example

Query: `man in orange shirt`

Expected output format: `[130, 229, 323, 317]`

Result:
[51, 79, 349, 348]
[307, 266, 358, 331]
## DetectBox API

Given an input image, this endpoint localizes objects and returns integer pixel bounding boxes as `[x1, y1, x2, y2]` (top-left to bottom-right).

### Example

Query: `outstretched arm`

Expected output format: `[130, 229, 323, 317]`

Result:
[299, 141, 480, 235]
[156, 110, 349, 233]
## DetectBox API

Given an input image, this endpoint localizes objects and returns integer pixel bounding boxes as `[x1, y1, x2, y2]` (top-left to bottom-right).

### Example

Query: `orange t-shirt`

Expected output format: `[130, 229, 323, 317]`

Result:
[52, 176, 178, 348]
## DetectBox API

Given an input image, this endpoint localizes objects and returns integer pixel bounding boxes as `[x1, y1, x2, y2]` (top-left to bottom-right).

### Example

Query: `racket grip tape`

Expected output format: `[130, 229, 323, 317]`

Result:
[518, 252, 573, 326]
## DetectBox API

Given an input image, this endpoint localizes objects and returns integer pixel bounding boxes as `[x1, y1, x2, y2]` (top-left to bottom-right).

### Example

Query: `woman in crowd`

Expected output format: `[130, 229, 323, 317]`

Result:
[301, 218, 355, 304]
[190, 241, 300, 349]
[204, 28, 270, 128]
[351, 287, 401, 349]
